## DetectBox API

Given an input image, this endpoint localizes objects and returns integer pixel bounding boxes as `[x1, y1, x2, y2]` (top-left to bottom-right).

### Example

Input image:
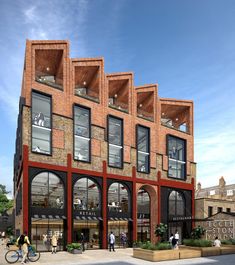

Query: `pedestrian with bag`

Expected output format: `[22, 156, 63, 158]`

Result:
[17, 232, 30, 264]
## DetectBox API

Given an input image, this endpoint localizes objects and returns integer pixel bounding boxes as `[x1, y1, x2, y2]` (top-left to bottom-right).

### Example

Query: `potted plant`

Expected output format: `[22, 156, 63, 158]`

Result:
[66, 243, 82, 254]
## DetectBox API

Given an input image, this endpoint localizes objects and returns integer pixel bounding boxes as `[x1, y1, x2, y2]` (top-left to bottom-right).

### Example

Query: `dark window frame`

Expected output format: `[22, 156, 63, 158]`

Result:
[208, 206, 213, 217]
[167, 134, 187, 180]
[136, 124, 150, 174]
[73, 104, 91, 163]
[31, 90, 52, 156]
[107, 115, 124, 169]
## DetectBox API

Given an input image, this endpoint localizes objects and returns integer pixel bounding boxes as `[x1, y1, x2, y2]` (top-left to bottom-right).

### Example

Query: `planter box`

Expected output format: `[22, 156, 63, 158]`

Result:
[179, 248, 201, 259]
[68, 249, 82, 254]
[180, 246, 220, 257]
[133, 248, 180, 262]
[220, 245, 235, 255]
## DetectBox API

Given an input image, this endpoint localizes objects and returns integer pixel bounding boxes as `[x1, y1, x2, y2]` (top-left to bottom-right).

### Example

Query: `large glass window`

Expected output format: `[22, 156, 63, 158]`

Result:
[73, 178, 100, 211]
[168, 190, 185, 219]
[137, 125, 150, 173]
[74, 106, 90, 162]
[108, 182, 129, 213]
[31, 172, 64, 208]
[168, 136, 186, 179]
[137, 189, 150, 242]
[108, 116, 123, 168]
[32, 92, 51, 154]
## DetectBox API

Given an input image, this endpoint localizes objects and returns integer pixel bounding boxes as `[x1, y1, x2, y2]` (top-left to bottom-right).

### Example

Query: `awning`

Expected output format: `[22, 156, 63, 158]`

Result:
[75, 216, 102, 221]
[33, 214, 66, 220]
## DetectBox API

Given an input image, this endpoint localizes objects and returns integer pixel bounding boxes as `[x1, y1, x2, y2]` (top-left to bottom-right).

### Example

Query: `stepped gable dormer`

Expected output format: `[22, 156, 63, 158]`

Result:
[135, 84, 158, 122]
[160, 98, 193, 135]
[72, 57, 104, 103]
[106, 72, 133, 114]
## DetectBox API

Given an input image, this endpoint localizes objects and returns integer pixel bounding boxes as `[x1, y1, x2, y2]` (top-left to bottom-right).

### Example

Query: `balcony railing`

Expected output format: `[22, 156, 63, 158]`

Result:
[74, 87, 99, 103]
[36, 76, 63, 90]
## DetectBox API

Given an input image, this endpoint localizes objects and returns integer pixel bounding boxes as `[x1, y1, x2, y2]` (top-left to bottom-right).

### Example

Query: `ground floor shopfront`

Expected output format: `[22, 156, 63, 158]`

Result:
[15, 155, 195, 251]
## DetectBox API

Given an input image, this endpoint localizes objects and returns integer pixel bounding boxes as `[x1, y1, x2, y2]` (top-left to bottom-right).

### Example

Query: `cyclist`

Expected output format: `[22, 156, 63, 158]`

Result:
[17, 232, 30, 264]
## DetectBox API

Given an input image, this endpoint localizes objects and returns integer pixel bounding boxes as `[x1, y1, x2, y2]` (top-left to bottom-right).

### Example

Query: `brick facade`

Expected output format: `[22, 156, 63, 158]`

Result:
[14, 40, 196, 249]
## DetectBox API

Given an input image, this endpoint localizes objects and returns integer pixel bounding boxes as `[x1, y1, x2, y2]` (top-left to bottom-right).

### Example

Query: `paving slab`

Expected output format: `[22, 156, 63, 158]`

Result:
[1, 243, 235, 265]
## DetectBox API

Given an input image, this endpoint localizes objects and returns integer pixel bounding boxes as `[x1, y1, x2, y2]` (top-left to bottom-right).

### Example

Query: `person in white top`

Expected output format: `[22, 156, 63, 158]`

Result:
[175, 231, 179, 248]
[213, 236, 221, 247]
[109, 232, 115, 252]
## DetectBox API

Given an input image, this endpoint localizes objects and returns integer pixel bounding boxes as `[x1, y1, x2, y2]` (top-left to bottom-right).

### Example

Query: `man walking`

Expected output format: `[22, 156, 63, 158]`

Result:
[109, 232, 115, 252]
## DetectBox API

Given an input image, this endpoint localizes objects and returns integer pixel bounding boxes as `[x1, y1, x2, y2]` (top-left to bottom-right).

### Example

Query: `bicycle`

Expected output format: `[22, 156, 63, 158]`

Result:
[5, 245, 41, 264]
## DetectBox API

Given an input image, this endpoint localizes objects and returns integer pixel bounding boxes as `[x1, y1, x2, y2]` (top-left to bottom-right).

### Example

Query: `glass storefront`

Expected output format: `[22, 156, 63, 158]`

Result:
[31, 218, 64, 252]
[73, 220, 100, 249]
[108, 220, 129, 248]
[137, 188, 150, 242]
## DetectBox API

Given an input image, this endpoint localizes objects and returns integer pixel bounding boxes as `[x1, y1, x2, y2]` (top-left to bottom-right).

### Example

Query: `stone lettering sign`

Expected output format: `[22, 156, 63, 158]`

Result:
[205, 220, 234, 240]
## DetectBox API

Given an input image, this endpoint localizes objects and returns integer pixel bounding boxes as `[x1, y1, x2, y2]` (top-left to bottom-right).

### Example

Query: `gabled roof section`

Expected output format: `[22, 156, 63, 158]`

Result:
[135, 84, 158, 122]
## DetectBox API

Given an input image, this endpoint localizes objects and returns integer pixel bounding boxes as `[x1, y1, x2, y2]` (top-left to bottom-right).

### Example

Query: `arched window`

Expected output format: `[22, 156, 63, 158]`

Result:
[137, 188, 150, 242]
[31, 172, 64, 208]
[73, 178, 100, 211]
[108, 182, 129, 213]
[168, 190, 185, 217]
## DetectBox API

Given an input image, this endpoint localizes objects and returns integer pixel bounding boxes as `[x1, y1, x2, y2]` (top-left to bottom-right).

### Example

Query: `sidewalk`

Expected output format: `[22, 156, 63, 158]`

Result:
[1, 243, 235, 265]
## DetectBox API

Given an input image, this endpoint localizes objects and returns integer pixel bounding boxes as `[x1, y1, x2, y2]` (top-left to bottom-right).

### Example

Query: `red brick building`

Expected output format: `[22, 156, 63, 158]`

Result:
[14, 40, 196, 251]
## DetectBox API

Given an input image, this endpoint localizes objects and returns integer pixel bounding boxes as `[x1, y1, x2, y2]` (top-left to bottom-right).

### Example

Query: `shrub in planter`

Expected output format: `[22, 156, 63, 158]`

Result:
[66, 243, 82, 254]
[155, 223, 168, 242]
[183, 239, 212, 247]
[141, 241, 171, 251]
[221, 239, 235, 245]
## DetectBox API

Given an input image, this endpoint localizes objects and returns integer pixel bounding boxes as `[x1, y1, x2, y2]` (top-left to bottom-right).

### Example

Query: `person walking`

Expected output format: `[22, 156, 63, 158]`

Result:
[109, 231, 115, 252]
[17, 232, 30, 264]
[80, 233, 85, 252]
[169, 233, 174, 248]
[51, 234, 58, 254]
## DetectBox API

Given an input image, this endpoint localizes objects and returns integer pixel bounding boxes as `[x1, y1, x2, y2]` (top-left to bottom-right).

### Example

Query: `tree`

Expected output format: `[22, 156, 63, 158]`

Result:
[155, 223, 168, 242]
[0, 184, 13, 215]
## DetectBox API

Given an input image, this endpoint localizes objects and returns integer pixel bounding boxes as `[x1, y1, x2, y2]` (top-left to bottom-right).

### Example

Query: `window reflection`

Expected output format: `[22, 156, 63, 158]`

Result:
[74, 106, 90, 162]
[73, 178, 100, 211]
[168, 136, 186, 179]
[31, 172, 64, 208]
[108, 117, 123, 168]
[108, 183, 129, 213]
[137, 126, 150, 173]
[32, 92, 51, 154]
[168, 190, 185, 218]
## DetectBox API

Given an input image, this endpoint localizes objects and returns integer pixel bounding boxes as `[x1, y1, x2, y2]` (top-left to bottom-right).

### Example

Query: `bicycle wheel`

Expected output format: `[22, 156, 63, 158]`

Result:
[27, 249, 41, 262]
[5, 250, 20, 264]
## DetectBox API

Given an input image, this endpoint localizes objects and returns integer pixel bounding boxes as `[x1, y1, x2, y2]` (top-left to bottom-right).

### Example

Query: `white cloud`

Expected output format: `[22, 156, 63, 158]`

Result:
[23, 5, 37, 23]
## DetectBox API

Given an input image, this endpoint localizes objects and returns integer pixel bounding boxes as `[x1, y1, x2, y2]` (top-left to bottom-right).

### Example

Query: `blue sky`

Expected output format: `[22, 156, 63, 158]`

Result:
[1, 0, 235, 195]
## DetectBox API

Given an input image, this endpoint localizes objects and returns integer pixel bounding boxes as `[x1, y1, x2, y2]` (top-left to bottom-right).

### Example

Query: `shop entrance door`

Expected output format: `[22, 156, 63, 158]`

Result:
[31, 218, 64, 252]
[108, 220, 129, 248]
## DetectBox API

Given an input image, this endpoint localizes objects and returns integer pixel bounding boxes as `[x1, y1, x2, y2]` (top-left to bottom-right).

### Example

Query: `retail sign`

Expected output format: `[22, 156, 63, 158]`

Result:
[206, 220, 234, 240]
[78, 211, 97, 217]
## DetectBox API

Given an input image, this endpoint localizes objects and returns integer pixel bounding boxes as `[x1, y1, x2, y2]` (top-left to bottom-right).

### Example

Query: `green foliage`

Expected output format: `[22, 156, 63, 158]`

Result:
[221, 239, 235, 245]
[0, 185, 13, 215]
[66, 243, 81, 252]
[191, 225, 206, 239]
[183, 239, 212, 247]
[141, 241, 171, 250]
[6, 226, 14, 236]
[155, 223, 168, 242]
